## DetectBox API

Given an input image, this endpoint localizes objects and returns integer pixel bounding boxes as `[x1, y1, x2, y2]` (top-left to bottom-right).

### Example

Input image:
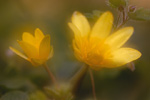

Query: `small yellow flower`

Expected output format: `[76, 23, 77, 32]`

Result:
[10, 28, 53, 66]
[69, 11, 141, 70]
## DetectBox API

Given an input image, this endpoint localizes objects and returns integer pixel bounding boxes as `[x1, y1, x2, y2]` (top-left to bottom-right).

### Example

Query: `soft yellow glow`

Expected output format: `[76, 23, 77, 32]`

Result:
[69, 11, 141, 70]
[10, 28, 53, 66]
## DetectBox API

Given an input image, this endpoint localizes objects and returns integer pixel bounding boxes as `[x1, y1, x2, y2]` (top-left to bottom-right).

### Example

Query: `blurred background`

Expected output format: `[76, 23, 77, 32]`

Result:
[0, 0, 150, 100]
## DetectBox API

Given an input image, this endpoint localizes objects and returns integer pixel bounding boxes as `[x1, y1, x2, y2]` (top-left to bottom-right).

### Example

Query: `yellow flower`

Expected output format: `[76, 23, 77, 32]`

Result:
[69, 11, 141, 70]
[9, 28, 53, 66]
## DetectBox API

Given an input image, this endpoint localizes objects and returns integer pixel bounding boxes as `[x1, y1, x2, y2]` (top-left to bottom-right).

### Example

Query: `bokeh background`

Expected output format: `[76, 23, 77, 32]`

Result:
[0, 0, 150, 100]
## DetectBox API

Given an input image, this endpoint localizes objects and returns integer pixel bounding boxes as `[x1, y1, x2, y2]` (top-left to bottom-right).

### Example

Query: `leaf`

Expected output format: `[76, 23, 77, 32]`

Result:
[1, 91, 29, 100]
[29, 91, 47, 100]
[92, 10, 103, 18]
[129, 8, 150, 21]
[84, 10, 103, 20]
[84, 13, 93, 19]
[45, 87, 60, 99]
[107, 0, 128, 8]
[45, 84, 74, 100]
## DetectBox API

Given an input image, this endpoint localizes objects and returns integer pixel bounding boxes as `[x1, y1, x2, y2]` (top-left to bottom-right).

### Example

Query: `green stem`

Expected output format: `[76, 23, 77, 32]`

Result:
[43, 63, 59, 89]
[114, 11, 121, 31]
[122, 9, 126, 22]
[114, 7, 130, 31]
[117, 17, 129, 29]
[70, 64, 88, 94]
[89, 69, 97, 100]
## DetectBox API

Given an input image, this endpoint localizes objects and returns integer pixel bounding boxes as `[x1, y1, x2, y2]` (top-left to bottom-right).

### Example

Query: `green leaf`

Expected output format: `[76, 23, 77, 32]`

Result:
[45, 87, 60, 99]
[84, 10, 103, 21]
[92, 10, 103, 17]
[45, 83, 74, 100]
[84, 13, 93, 19]
[1, 91, 29, 100]
[107, 0, 128, 8]
[29, 91, 47, 100]
[129, 8, 150, 21]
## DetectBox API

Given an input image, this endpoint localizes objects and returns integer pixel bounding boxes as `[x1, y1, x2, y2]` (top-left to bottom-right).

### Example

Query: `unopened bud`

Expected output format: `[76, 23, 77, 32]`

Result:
[129, 5, 136, 13]
[118, 6, 124, 12]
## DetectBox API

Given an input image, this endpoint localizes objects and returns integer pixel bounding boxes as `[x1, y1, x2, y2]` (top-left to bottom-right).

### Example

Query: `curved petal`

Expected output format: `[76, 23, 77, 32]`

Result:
[18, 41, 38, 58]
[22, 32, 36, 45]
[39, 35, 50, 59]
[71, 11, 90, 37]
[105, 27, 134, 49]
[48, 46, 54, 59]
[35, 28, 44, 41]
[91, 11, 113, 39]
[72, 40, 83, 61]
[68, 22, 81, 40]
[30, 58, 45, 66]
[9, 47, 28, 60]
[110, 48, 141, 67]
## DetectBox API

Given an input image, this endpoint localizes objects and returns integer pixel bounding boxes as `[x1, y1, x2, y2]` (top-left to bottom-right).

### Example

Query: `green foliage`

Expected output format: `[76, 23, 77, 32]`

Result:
[45, 83, 74, 100]
[84, 10, 103, 20]
[107, 0, 128, 8]
[129, 8, 150, 21]
[92, 10, 103, 18]
[0, 91, 29, 100]
[29, 91, 47, 100]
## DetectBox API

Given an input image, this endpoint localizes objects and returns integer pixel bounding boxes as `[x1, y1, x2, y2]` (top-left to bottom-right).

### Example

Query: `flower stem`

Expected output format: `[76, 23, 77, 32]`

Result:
[89, 69, 97, 100]
[70, 64, 88, 94]
[117, 17, 129, 29]
[43, 63, 59, 89]
[114, 11, 121, 31]
[114, 6, 130, 31]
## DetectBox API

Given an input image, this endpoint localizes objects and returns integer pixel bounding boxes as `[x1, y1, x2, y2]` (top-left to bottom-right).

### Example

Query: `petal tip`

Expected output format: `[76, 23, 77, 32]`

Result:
[104, 11, 113, 18]
[35, 28, 43, 35]
[125, 27, 134, 35]
[35, 28, 40, 31]
[9, 46, 13, 50]
[73, 11, 81, 16]
[126, 26, 134, 31]
[136, 50, 142, 59]
[45, 34, 50, 39]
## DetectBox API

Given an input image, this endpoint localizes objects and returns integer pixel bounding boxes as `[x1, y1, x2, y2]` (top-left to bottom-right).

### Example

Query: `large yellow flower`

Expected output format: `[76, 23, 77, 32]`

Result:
[10, 28, 53, 66]
[69, 11, 141, 70]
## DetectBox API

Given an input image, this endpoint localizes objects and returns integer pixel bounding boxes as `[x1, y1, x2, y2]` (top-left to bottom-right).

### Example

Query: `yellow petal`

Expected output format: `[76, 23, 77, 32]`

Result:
[9, 47, 28, 60]
[68, 22, 81, 40]
[72, 40, 82, 61]
[39, 35, 50, 59]
[110, 48, 141, 67]
[48, 46, 54, 59]
[22, 32, 36, 45]
[105, 27, 134, 49]
[18, 41, 38, 58]
[71, 11, 90, 37]
[30, 58, 45, 66]
[91, 11, 113, 39]
[35, 28, 44, 41]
